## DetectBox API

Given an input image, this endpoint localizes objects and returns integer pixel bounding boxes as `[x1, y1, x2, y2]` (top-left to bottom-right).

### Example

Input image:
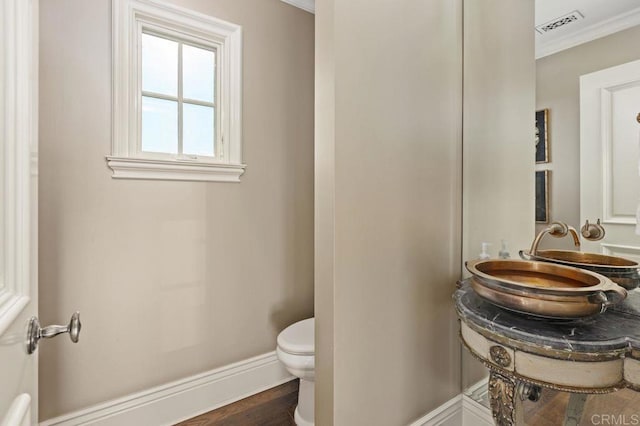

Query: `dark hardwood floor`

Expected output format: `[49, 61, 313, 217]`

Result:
[175, 380, 298, 426]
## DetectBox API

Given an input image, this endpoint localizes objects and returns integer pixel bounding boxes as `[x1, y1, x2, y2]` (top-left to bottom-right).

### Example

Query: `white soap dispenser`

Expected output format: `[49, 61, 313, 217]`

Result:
[498, 239, 510, 259]
[479, 242, 492, 260]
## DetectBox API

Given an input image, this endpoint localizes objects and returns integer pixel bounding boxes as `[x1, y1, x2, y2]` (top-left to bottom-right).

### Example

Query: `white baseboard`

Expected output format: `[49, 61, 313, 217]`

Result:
[279, 0, 315, 14]
[407, 394, 464, 426]
[40, 353, 495, 426]
[40, 351, 293, 426]
[408, 378, 493, 426]
[461, 395, 493, 426]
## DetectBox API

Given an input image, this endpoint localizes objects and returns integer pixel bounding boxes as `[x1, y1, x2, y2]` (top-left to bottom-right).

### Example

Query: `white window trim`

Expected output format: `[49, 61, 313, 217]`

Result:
[109, 0, 245, 182]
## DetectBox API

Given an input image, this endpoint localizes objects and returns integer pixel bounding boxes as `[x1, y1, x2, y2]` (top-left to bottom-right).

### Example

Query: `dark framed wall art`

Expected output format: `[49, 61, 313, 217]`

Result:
[535, 109, 549, 163]
[535, 170, 549, 223]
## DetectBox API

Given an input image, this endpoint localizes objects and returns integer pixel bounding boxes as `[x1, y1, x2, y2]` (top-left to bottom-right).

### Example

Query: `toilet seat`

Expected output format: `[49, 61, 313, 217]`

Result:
[277, 318, 314, 355]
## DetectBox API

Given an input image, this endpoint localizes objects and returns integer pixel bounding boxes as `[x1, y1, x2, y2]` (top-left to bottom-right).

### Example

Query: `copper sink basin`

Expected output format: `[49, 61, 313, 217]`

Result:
[466, 259, 627, 319]
[520, 249, 640, 290]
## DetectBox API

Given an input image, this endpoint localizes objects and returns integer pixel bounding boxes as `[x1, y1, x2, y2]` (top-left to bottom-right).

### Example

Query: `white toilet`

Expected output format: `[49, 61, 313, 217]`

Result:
[276, 317, 315, 426]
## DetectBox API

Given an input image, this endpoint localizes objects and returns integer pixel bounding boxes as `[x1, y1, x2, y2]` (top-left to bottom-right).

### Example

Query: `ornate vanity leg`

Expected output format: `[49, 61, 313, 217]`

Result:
[489, 371, 542, 426]
[489, 371, 517, 426]
[563, 393, 588, 426]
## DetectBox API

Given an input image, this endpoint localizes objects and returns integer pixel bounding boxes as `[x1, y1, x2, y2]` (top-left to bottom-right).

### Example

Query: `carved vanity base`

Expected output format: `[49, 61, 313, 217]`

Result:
[487, 368, 592, 426]
[489, 370, 543, 426]
[455, 280, 640, 426]
[489, 371, 518, 426]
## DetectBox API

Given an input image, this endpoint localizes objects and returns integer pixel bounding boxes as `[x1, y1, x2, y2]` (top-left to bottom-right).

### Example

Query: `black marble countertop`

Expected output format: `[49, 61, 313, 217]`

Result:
[455, 279, 640, 353]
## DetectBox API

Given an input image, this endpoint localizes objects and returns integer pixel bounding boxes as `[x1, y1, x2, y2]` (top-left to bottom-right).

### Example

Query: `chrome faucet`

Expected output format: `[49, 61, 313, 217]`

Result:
[529, 221, 581, 255]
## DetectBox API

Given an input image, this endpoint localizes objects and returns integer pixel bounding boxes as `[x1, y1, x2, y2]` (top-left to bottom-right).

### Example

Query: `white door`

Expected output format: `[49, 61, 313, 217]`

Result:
[580, 59, 640, 261]
[1, 0, 38, 424]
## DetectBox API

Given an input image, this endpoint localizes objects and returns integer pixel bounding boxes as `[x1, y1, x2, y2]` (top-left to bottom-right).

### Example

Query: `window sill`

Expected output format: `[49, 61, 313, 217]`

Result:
[106, 156, 246, 182]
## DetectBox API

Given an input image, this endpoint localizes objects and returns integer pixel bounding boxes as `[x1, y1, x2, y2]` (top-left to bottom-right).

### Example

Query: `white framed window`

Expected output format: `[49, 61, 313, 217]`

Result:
[109, 0, 244, 182]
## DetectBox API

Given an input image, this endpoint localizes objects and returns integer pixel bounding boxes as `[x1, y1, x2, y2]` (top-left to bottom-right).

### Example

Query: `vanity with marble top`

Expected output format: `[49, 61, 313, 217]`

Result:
[455, 279, 640, 426]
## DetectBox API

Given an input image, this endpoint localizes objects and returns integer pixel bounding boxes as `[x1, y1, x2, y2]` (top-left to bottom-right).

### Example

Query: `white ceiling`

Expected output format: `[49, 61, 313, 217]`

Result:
[535, 0, 640, 58]
[536, 0, 640, 25]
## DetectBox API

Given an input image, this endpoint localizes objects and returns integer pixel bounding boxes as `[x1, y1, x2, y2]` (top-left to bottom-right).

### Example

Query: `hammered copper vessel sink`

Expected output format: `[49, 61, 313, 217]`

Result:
[520, 249, 640, 290]
[465, 259, 627, 319]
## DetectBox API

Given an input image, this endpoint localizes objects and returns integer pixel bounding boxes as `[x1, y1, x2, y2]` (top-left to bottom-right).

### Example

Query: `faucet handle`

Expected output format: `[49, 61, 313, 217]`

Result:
[548, 221, 569, 237]
[581, 219, 605, 241]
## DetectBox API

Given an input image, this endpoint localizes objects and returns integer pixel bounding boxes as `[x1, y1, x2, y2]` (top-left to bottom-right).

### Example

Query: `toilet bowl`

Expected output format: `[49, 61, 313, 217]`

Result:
[276, 317, 314, 426]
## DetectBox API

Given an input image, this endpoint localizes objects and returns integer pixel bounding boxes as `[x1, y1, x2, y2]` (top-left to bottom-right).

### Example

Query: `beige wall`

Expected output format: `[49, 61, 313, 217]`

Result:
[536, 25, 640, 247]
[314, 0, 335, 421]
[38, 0, 314, 420]
[462, 0, 535, 387]
[315, 0, 463, 424]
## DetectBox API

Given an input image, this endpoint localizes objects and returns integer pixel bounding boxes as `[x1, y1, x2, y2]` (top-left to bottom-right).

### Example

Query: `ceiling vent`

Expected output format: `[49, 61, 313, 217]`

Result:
[535, 10, 584, 34]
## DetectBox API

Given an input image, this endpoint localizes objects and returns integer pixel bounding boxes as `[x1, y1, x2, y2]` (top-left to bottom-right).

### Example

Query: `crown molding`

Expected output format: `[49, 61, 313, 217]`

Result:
[280, 0, 315, 14]
[536, 7, 640, 59]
